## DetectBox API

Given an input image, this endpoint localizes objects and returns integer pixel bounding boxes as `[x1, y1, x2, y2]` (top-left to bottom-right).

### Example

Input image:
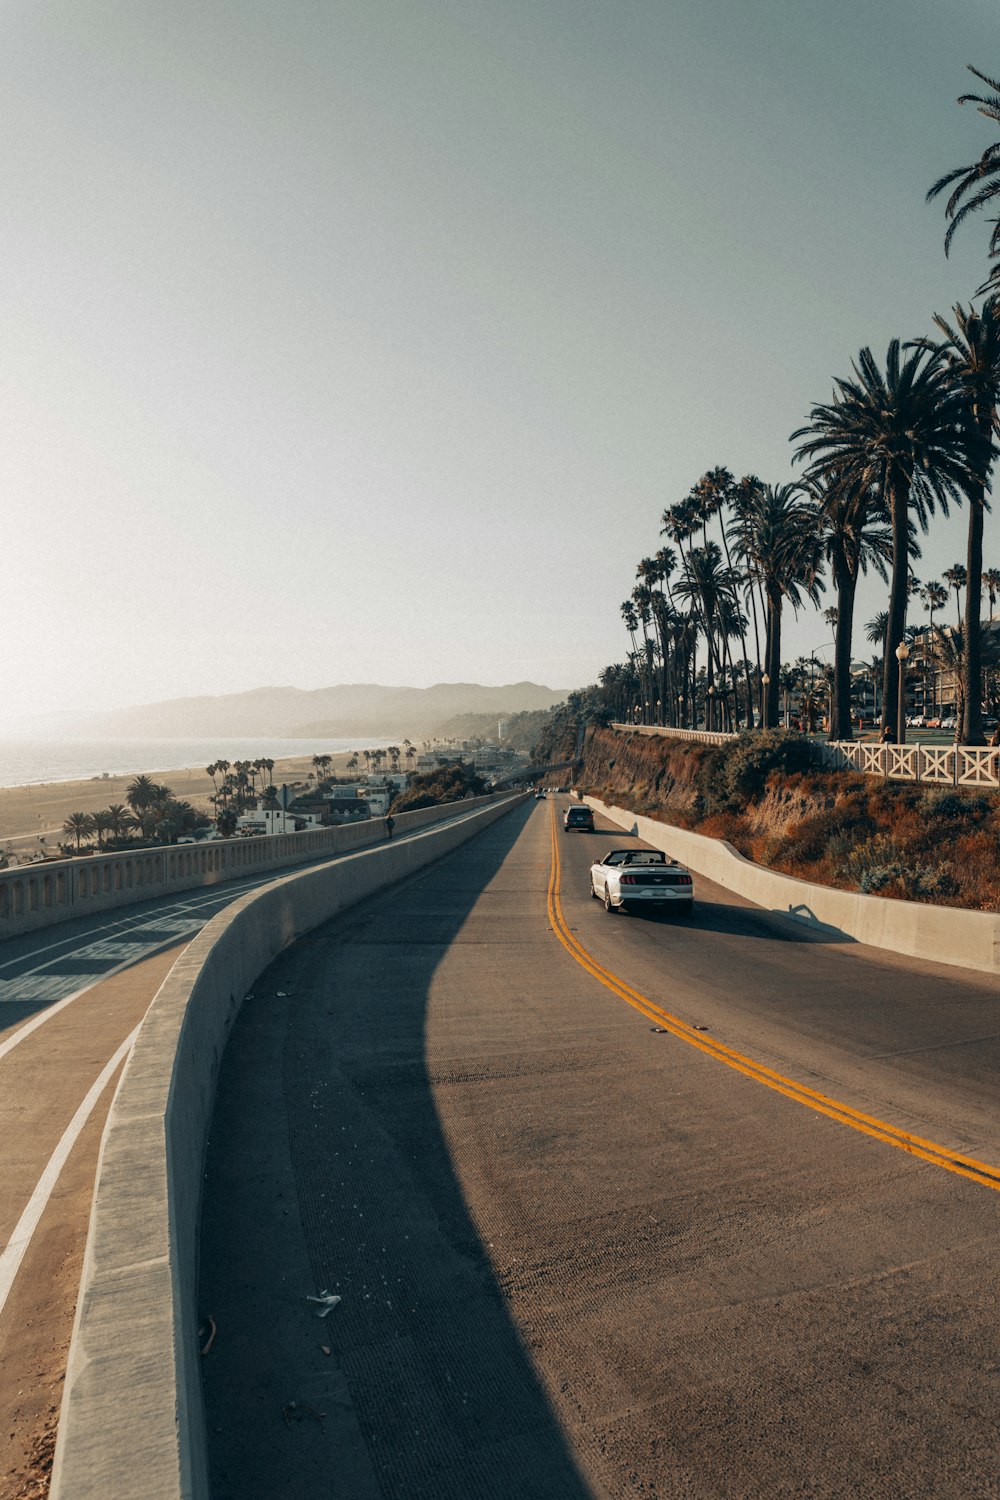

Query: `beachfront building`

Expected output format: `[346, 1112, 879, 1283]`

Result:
[235, 803, 324, 837]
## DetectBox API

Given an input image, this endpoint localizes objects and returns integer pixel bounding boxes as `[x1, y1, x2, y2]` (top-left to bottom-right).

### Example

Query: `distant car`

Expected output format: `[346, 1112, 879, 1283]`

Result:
[940, 716, 957, 731]
[564, 805, 594, 831]
[590, 848, 694, 915]
[534, 790, 546, 800]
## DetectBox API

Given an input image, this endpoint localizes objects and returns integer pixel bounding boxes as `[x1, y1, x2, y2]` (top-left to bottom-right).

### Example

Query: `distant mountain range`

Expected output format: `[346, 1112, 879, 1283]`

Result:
[19, 682, 571, 741]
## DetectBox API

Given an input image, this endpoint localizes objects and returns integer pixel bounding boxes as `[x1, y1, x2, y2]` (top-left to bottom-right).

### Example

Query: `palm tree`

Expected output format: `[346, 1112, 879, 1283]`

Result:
[984, 568, 1000, 620]
[727, 484, 822, 728]
[63, 811, 95, 851]
[921, 300, 1000, 742]
[927, 68, 1000, 291]
[920, 581, 949, 717]
[921, 580, 949, 631]
[943, 563, 968, 629]
[105, 804, 136, 843]
[804, 473, 892, 740]
[792, 340, 978, 738]
[91, 810, 112, 850]
[126, 775, 160, 839]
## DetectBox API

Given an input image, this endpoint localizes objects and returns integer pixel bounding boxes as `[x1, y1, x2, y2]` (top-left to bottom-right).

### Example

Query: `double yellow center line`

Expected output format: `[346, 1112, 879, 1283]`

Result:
[546, 804, 1000, 1194]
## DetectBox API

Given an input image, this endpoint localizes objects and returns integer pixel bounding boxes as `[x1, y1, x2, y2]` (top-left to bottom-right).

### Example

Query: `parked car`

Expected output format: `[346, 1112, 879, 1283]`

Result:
[590, 848, 694, 915]
[564, 805, 594, 831]
[940, 716, 957, 731]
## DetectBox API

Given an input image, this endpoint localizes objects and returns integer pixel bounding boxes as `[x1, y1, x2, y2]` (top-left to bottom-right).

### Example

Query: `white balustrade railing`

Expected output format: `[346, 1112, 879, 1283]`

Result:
[610, 722, 734, 747]
[610, 722, 1000, 791]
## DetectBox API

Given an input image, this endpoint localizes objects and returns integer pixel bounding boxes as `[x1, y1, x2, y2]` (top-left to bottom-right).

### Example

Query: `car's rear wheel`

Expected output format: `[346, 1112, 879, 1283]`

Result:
[677, 899, 694, 916]
[603, 885, 616, 913]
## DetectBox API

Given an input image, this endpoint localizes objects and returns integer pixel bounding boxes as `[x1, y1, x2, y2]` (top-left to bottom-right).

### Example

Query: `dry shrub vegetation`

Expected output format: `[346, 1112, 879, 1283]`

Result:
[580, 726, 1000, 911]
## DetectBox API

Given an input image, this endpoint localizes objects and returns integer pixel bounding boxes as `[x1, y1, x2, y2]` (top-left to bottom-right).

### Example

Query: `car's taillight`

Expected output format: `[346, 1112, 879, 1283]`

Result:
[620, 873, 636, 885]
[679, 873, 692, 885]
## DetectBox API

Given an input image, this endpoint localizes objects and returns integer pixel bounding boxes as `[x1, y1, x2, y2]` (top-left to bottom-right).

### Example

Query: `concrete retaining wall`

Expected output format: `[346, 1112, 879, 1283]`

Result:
[50, 793, 526, 1500]
[0, 795, 498, 938]
[588, 797, 1000, 975]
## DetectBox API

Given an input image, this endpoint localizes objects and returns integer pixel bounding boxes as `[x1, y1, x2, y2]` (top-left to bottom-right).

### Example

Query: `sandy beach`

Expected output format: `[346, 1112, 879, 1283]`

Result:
[0, 751, 359, 853]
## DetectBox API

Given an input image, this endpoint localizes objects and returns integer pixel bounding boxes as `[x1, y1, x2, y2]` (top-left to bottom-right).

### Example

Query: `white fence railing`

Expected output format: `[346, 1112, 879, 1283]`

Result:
[610, 722, 733, 748]
[818, 740, 1000, 788]
[610, 722, 1000, 789]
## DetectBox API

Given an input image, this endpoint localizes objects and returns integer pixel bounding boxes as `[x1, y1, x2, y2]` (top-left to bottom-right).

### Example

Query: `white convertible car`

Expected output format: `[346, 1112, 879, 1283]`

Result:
[590, 848, 694, 915]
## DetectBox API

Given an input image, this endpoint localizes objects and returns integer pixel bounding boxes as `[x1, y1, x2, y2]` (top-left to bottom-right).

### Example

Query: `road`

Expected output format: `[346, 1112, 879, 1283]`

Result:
[200, 795, 1000, 1500]
[0, 867, 315, 1498]
[0, 808, 497, 1497]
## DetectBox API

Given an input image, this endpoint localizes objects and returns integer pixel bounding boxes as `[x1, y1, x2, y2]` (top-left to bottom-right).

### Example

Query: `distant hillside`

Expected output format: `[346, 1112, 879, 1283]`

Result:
[39, 681, 571, 740]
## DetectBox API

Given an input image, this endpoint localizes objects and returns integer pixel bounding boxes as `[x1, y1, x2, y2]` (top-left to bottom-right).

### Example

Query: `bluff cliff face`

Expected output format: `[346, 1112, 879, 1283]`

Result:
[575, 726, 1000, 911]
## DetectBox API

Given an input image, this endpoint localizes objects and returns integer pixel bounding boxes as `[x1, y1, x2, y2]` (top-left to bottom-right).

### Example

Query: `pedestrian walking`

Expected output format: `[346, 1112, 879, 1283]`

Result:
[384, 814, 395, 839]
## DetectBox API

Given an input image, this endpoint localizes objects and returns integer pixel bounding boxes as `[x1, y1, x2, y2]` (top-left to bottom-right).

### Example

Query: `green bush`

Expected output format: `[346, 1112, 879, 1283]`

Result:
[920, 788, 993, 824]
[838, 834, 956, 900]
[697, 731, 820, 816]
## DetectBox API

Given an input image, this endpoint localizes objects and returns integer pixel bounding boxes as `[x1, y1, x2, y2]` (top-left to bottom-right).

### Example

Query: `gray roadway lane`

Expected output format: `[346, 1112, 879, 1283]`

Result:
[200, 798, 1000, 1500]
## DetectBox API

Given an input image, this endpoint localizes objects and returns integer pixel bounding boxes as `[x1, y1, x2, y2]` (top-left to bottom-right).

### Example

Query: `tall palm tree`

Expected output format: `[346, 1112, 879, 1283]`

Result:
[792, 340, 979, 737]
[727, 484, 822, 728]
[804, 473, 892, 740]
[927, 68, 1000, 291]
[983, 568, 1000, 619]
[943, 563, 968, 629]
[921, 580, 949, 631]
[921, 300, 1000, 742]
[920, 581, 950, 717]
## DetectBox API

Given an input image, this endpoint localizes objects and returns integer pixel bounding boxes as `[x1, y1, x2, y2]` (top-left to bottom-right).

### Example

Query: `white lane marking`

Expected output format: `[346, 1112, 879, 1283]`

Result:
[0, 1023, 141, 1322]
[0, 876, 270, 976]
[0, 808, 496, 1062]
[0, 935, 187, 1065]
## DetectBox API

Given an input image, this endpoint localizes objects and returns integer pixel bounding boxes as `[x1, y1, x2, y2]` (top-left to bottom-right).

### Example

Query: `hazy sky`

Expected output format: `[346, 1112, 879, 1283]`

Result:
[2, 0, 998, 724]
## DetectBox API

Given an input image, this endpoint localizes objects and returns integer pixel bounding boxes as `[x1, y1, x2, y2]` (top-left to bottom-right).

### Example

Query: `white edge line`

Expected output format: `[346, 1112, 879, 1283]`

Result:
[0, 1023, 141, 1320]
[0, 803, 503, 1066]
[0, 935, 187, 1065]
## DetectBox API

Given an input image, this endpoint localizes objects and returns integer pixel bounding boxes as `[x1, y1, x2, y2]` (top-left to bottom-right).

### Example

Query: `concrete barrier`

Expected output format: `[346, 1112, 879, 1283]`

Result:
[0, 794, 499, 938]
[588, 797, 1000, 975]
[50, 793, 526, 1500]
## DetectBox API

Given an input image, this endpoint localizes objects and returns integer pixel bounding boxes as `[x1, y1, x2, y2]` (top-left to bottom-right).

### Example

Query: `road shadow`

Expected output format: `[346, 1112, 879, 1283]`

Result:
[630, 897, 856, 945]
[199, 802, 595, 1500]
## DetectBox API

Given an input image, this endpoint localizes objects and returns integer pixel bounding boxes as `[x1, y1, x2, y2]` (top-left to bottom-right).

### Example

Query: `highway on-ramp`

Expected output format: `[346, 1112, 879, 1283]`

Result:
[199, 795, 1000, 1500]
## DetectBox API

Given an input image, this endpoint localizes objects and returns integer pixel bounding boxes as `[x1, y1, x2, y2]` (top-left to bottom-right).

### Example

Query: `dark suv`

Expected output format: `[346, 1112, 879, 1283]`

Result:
[564, 805, 594, 832]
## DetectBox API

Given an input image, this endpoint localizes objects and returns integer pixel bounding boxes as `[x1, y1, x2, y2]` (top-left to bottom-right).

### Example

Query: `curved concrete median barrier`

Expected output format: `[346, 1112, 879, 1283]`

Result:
[50, 794, 525, 1500]
[588, 797, 1000, 975]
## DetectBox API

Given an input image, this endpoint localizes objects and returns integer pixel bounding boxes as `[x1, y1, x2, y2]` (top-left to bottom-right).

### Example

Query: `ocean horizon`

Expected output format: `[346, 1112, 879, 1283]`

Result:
[0, 735, 399, 790]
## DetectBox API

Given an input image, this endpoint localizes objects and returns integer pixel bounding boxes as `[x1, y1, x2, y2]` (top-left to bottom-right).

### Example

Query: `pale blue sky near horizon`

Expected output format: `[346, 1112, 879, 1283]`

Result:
[1, 0, 998, 724]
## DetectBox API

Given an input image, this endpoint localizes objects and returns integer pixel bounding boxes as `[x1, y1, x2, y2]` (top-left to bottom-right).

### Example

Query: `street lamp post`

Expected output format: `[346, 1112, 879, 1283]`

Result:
[706, 683, 716, 732]
[895, 641, 909, 745]
[761, 672, 770, 729]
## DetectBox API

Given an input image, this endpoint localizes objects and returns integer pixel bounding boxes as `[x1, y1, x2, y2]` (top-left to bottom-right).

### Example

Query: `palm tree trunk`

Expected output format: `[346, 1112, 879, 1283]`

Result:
[831, 552, 857, 741]
[765, 587, 782, 727]
[882, 476, 909, 735]
[962, 410, 991, 744]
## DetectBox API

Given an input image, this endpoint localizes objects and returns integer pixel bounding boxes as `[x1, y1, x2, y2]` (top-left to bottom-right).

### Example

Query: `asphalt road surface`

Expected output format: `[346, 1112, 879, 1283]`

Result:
[200, 796, 1000, 1499]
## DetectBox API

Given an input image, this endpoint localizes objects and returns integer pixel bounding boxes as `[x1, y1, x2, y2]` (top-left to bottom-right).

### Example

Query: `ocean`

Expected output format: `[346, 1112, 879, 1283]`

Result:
[0, 736, 397, 789]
